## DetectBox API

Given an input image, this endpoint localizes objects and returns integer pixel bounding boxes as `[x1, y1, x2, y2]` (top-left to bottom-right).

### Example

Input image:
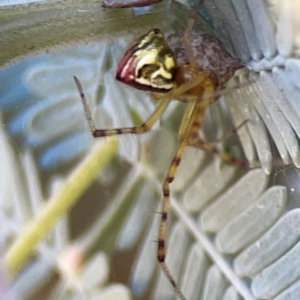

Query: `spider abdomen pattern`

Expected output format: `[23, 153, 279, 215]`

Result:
[116, 29, 178, 93]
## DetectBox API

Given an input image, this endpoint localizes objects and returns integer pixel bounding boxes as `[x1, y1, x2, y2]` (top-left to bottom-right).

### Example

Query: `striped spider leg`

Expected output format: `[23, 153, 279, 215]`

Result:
[74, 17, 247, 300]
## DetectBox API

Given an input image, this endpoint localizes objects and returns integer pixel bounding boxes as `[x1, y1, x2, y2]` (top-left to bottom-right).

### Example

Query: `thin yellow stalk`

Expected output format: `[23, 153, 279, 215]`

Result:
[5, 138, 118, 273]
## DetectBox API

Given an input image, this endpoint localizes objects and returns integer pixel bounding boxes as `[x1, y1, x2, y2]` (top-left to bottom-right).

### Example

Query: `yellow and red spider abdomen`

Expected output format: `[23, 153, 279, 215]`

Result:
[116, 29, 178, 93]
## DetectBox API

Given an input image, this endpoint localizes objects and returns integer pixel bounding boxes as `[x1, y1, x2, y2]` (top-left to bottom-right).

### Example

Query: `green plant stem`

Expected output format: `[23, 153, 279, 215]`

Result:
[5, 138, 118, 273]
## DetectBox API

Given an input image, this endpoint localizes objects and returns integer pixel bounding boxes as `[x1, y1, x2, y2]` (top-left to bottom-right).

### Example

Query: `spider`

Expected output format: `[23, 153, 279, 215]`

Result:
[74, 3, 248, 299]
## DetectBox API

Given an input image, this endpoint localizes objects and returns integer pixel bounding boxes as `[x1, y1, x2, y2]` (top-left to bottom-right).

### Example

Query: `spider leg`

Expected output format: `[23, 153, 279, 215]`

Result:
[74, 76, 174, 137]
[213, 119, 248, 144]
[74, 74, 209, 138]
[159, 137, 189, 300]
[183, 0, 205, 67]
[190, 136, 249, 168]
[189, 117, 250, 168]
[74, 71, 217, 300]
[157, 75, 215, 300]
